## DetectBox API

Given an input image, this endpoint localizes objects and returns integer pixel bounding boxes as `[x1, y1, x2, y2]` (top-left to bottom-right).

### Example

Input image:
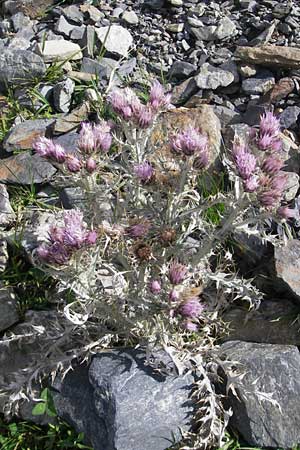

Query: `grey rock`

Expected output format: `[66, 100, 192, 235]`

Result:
[0, 286, 19, 333]
[122, 10, 139, 25]
[171, 77, 199, 105]
[36, 40, 83, 62]
[11, 12, 31, 32]
[0, 184, 15, 226]
[195, 63, 234, 90]
[8, 37, 31, 50]
[55, 15, 75, 38]
[249, 21, 278, 46]
[238, 63, 257, 77]
[3, 118, 55, 152]
[60, 187, 85, 209]
[214, 16, 237, 40]
[190, 25, 217, 42]
[0, 49, 46, 89]
[81, 25, 96, 58]
[275, 239, 300, 302]
[283, 171, 299, 202]
[213, 105, 241, 126]
[242, 74, 275, 95]
[61, 5, 84, 24]
[169, 60, 197, 80]
[219, 341, 300, 448]
[81, 57, 118, 80]
[53, 132, 79, 154]
[96, 25, 133, 58]
[280, 106, 300, 129]
[223, 300, 300, 345]
[0, 152, 56, 185]
[54, 349, 195, 450]
[0, 239, 8, 273]
[219, 60, 239, 84]
[70, 25, 86, 41]
[53, 78, 75, 113]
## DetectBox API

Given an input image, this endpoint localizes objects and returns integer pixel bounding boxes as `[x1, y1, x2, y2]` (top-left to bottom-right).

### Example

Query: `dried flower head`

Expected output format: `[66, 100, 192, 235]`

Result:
[127, 221, 151, 239]
[135, 243, 152, 261]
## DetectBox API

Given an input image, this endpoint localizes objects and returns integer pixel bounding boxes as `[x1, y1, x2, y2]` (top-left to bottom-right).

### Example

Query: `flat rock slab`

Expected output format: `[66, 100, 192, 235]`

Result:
[219, 341, 300, 448]
[0, 49, 46, 88]
[95, 25, 133, 58]
[3, 118, 55, 152]
[36, 40, 83, 63]
[275, 240, 300, 302]
[0, 184, 15, 226]
[53, 349, 195, 450]
[0, 287, 19, 333]
[54, 101, 90, 134]
[236, 45, 300, 69]
[223, 300, 300, 345]
[3, 0, 55, 18]
[0, 152, 56, 184]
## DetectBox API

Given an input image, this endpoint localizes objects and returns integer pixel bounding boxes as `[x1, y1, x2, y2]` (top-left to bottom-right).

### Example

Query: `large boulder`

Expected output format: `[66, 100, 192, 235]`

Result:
[235, 45, 300, 69]
[0, 152, 56, 185]
[219, 341, 300, 448]
[53, 349, 195, 450]
[0, 49, 46, 89]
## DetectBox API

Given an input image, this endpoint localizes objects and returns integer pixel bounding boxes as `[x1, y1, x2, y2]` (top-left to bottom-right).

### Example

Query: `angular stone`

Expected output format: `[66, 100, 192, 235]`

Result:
[170, 77, 199, 105]
[283, 171, 299, 202]
[122, 10, 139, 25]
[219, 341, 300, 448]
[280, 106, 300, 129]
[54, 101, 90, 134]
[195, 63, 234, 90]
[168, 61, 197, 80]
[0, 152, 56, 185]
[3, 118, 55, 152]
[236, 45, 300, 69]
[190, 25, 217, 42]
[3, 0, 55, 18]
[61, 5, 84, 24]
[223, 299, 300, 345]
[0, 49, 46, 88]
[81, 57, 118, 80]
[0, 286, 19, 333]
[80, 4, 104, 23]
[242, 75, 275, 95]
[262, 77, 295, 103]
[55, 15, 75, 38]
[275, 240, 300, 302]
[53, 349, 195, 450]
[0, 184, 15, 226]
[53, 78, 75, 113]
[36, 40, 83, 63]
[95, 25, 133, 58]
[214, 16, 237, 40]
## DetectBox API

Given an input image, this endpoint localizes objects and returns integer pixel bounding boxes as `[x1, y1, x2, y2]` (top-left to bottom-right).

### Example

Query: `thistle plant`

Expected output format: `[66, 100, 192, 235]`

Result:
[2, 80, 294, 448]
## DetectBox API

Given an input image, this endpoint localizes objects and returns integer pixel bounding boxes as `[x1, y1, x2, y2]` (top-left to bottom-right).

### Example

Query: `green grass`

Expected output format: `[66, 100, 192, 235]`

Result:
[0, 415, 93, 450]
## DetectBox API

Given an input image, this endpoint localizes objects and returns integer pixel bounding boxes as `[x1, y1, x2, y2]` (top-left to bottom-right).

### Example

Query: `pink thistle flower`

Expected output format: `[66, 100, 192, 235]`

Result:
[257, 133, 275, 151]
[86, 157, 97, 173]
[169, 289, 179, 302]
[171, 126, 208, 156]
[32, 137, 53, 157]
[232, 142, 257, 180]
[133, 161, 154, 183]
[168, 261, 187, 285]
[135, 106, 154, 129]
[271, 173, 287, 192]
[49, 225, 65, 244]
[179, 297, 204, 318]
[86, 230, 98, 244]
[62, 210, 89, 248]
[49, 143, 67, 163]
[66, 155, 82, 173]
[270, 138, 282, 152]
[183, 320, 198, 332]
[277, 206, 298, 219]
[37, 242, 70, 265]
[78, 122, 95, 153]
[149, 80, 171, 111]
[127, 221, 150, 239]
[262, 156, 284, 175]
[108, 88, 142, 121]
[94, 122, 112, 152]
[193, 151, 209, 170]
[149, 279, 161, 295]
[259, 112, 280, 137]
[36, 245, 50, 260]
[244, 176, 259, 193]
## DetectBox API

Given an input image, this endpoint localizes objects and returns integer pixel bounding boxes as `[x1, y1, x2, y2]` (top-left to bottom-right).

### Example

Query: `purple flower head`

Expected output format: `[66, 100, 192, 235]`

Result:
[133, 161, 154, 183]
[193, 151, 209, 170]
[86, 157, 97, 173]
[62, 210, 89, 248]
[135, 106, 154, 129]
[78, 122, 95, 153]
[244, 175, 259, 193]
[262, 156, 284, 175]
[108, 88, 142, 121]
[94, 121, 112, 152]
[232, 141, 257, 180]
[168, 261, 187, 285]
[260, 112, 280, 137]
[149, 279, 161, 295]
[257, 133, 275, 151]
[49, 225, 65, 244]
[33, 137, 53, 157]
[179, 297, 204, 318]
[169, 289, 179, 302]
[149, 80, 171, 111]
[86, 230, 98, 244]
[171, 126, 208, 156]
[277, 206, 298, 220]
[270, 138, 282, 153]
[66, 155, 82, 173]
[37, 242, 70, 265]
[49, 143, 67, 163]
[127, 221, 150, 239]
[183, 320, 198, 332]
[271, 172, 287, 192]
